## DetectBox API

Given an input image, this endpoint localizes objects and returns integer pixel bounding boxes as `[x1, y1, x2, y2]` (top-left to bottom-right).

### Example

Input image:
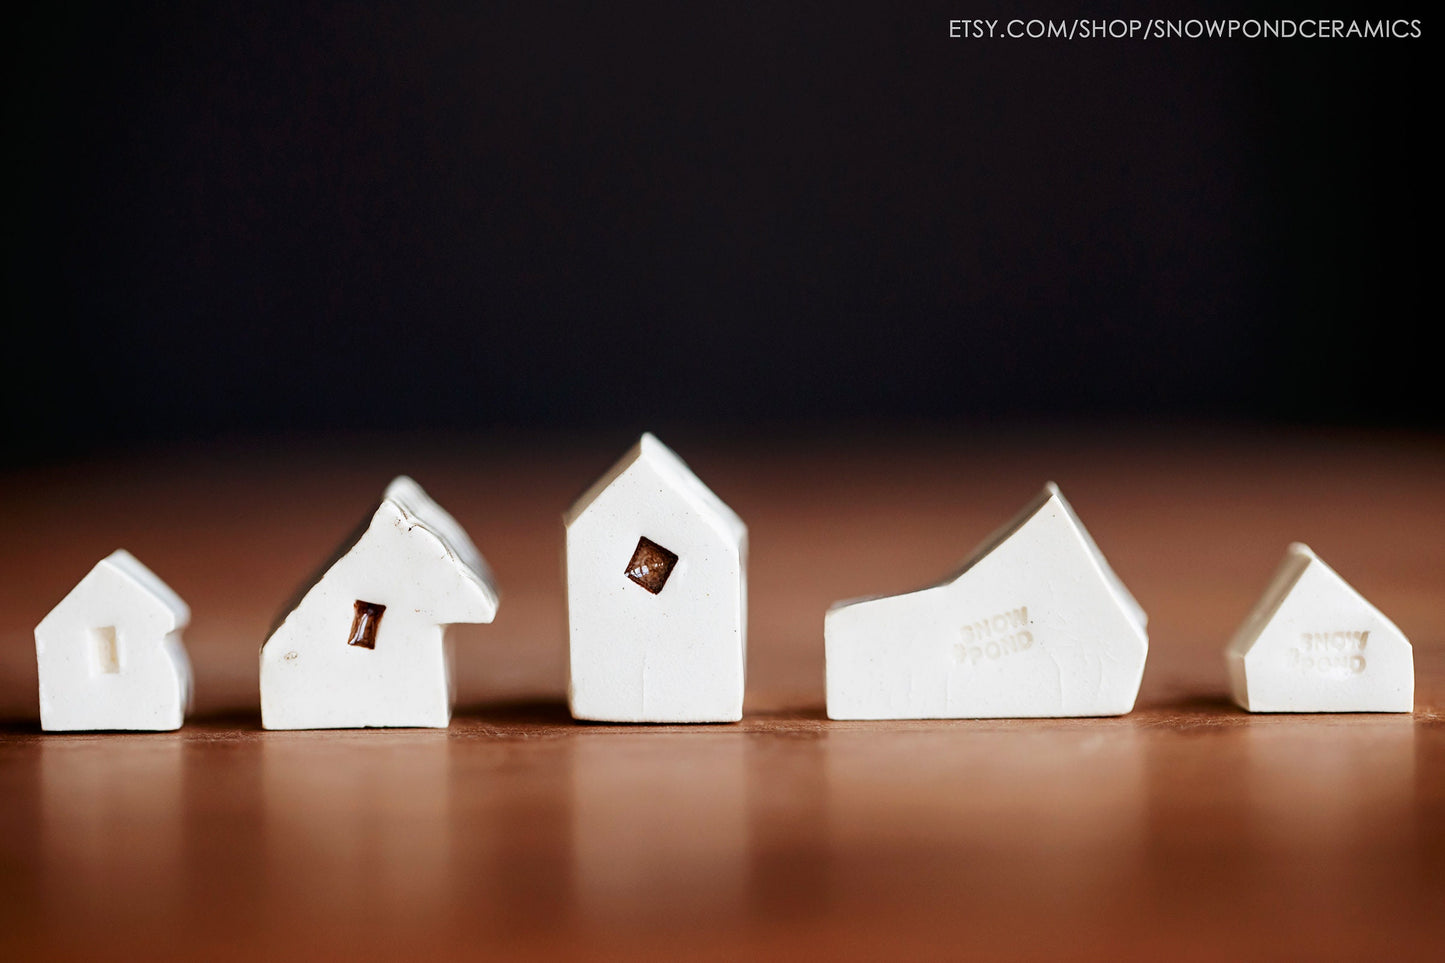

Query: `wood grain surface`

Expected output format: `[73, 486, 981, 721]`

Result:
[1, 428, 1441, 961]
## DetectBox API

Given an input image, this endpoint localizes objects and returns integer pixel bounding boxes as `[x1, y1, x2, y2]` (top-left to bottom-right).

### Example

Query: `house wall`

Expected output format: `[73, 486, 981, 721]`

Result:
[567, 460, 745, 722]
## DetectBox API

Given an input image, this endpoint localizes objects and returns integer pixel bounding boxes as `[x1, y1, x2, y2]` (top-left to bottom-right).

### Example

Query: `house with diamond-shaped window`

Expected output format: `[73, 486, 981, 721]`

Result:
[564, 433, 748, 722]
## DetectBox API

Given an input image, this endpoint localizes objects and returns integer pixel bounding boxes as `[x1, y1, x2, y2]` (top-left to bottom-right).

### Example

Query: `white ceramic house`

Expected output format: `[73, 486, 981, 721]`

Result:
[260, 476, 499, 730]
[35, 549, 193, 731]
[1226, 543, 1413, 712]
[826, 483, 1147, 719]
[565, 433, 748, 723]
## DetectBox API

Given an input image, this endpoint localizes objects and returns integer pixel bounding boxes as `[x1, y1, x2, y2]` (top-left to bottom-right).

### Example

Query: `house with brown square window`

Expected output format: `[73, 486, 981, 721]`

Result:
[564, 433, 748, 723]
[260, 476, 499, 729]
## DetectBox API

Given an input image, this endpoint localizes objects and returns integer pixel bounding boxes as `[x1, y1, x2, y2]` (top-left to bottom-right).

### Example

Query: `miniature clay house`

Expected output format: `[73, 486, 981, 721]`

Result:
[35, 549, 193, 731]
[826, 483, 1148, 720]
[564, 433, 748, 723]
[260, 476, 499, 730]
[1226, 543, 1413, 713]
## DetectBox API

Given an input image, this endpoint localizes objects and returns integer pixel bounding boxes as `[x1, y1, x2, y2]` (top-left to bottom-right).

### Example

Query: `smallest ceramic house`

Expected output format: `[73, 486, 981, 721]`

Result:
[260, 476, 499, 730]
[1226, 543, 1413, 712]
[565, 433, 748, 723]
[35, 550, 193, 731]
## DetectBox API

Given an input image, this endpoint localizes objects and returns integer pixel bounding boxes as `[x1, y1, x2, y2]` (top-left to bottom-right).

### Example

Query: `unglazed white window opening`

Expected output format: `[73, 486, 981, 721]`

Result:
[91, 625, 120, 674]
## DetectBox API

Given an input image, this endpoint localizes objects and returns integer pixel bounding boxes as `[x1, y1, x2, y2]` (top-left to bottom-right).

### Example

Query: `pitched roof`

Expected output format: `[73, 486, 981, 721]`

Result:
[564, 433, 747, 543]
[939, 483, 1144, 630]
[47, 549, 189, 630]
[1226, 542, 1405, 659]
[382, 475, 499, 615]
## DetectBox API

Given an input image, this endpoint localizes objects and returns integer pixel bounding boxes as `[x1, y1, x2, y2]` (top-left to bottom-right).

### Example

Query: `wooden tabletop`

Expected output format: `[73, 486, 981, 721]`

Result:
[2, 428, 1441, 961]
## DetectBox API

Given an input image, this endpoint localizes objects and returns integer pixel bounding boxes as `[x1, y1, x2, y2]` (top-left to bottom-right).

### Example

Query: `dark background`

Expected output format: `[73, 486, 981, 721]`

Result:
[3, 3, 1432, 464]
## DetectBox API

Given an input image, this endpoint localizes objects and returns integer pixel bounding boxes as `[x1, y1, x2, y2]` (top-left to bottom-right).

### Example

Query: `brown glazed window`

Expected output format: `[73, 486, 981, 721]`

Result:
[347, 600, 387, 649]
[625, 537, 679, 594]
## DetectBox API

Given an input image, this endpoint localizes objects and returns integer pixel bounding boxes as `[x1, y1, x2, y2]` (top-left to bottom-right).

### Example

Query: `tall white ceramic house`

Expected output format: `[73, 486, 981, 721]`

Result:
[260, 476, 499, 730]
[826, 483, 1148, 720]
[35, 549, 193, 731]
[565, 433, 748, 723]
[1226, 543, 1413, 712]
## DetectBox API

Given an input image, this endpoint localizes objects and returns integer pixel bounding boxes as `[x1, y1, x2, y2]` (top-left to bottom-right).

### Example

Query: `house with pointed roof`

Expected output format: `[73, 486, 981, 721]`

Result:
[564, 433, 748, 723]
[35, 549, 193, 731]
[260, 476, 499, 729]
[826, 483, 1147, 719]
[1226, 542, 1413, 712]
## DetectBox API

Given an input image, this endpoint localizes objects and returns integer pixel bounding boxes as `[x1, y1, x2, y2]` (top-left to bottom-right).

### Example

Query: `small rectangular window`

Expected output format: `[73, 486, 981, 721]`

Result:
[92, 626, 120, 674]
[348, 600, 386, 649]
